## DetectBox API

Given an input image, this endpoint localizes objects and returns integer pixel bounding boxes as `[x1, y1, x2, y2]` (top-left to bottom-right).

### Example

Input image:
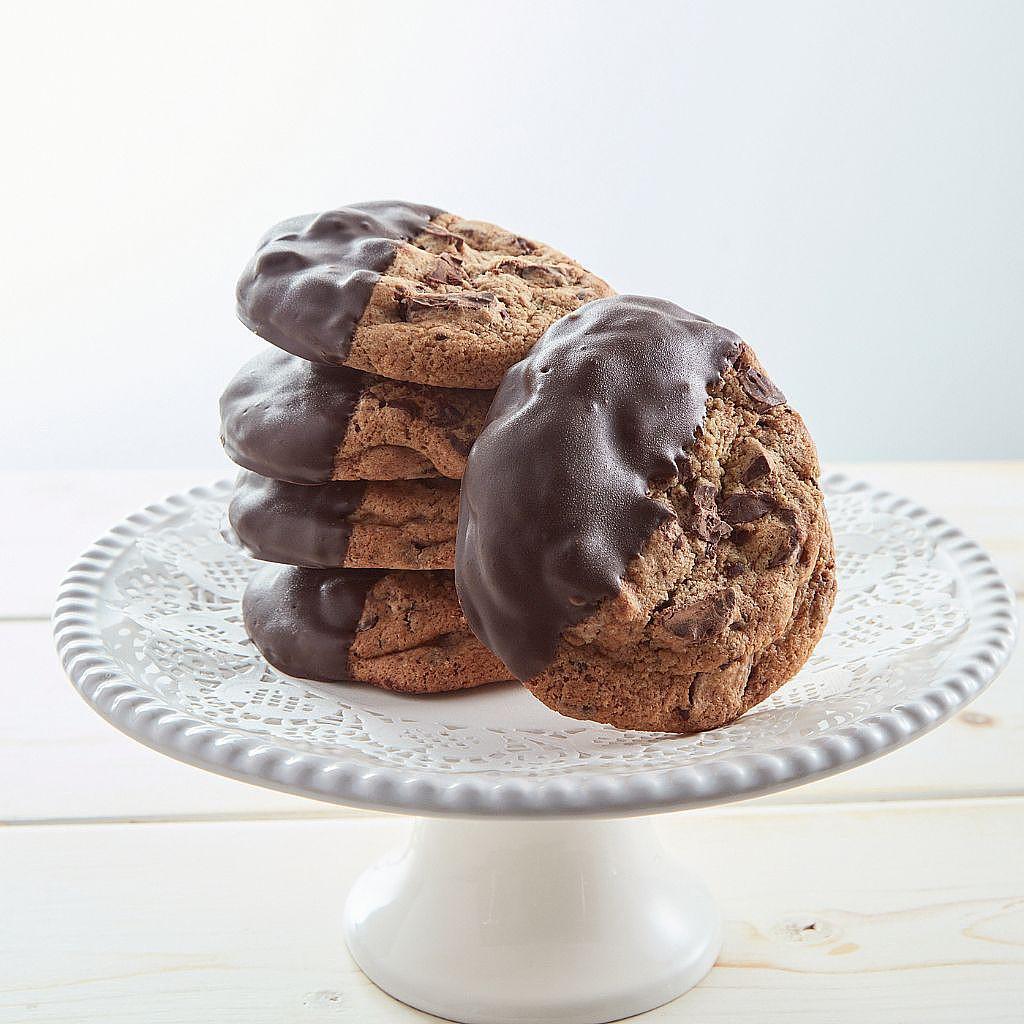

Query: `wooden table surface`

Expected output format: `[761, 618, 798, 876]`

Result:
[2, 463, 1022, 1023]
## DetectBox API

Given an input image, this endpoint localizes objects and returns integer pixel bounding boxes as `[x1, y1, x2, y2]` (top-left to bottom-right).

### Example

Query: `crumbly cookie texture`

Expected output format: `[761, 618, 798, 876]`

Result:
[229, 472, 459, 571]
[524, 345, 835, 732]
[220, 348, 491, 483]
[345, 480, 459, 569]
[350, 570, 509, 692]
[334, 376, 489, 480]
[347, 213, 614, 389]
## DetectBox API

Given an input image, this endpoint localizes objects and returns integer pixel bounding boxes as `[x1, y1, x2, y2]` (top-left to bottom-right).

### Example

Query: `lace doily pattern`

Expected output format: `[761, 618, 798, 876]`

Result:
[55, 475, 1016, 816]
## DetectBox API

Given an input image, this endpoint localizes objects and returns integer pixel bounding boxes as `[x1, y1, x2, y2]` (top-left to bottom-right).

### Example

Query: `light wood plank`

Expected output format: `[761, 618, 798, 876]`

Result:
[7, 463, 1022, 620]
[5, 602, 1022, 824]
[1, 799, 1021, 1022]
[0, 470, 206, 619]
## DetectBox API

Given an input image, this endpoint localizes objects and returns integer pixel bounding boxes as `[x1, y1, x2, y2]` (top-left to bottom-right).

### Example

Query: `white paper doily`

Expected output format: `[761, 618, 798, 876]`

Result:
[54, 473, 1016, 816]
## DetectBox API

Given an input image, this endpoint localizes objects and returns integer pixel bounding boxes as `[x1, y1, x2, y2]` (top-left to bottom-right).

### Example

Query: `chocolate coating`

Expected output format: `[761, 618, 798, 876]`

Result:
[455, 295, 742, 681]
[236, 201, 442, 365]
[220, 348, 365, 484]
[242, 564, 382, 682]
[228, 471, 367, 568]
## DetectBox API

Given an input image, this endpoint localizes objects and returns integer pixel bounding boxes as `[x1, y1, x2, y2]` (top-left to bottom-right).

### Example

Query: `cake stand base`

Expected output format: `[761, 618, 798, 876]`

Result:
[343, 816, 721, 1024]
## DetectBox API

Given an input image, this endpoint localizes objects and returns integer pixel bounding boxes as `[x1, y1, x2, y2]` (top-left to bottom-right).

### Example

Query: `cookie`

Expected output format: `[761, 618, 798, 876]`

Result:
[236, 201, 614, 389]
[228, 471, 459, 570]
[455, 295, 835, 733]
[220, 348, 490, 482]
[242, 565, 508, 692]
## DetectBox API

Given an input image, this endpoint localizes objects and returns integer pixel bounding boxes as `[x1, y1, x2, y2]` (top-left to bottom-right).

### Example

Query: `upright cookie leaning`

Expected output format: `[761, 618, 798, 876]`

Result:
[236, 201, 614, 389]
[455, 295, 835, 733]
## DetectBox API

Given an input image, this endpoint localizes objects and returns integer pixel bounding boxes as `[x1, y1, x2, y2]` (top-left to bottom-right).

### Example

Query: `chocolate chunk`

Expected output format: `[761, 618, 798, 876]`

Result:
[689, 484, 731, 551]
[386, 397, 422, 418]
[513, 236, 535, 253]
[448, 433, 472, 457]
[767, 520, 803, 568]
[692, 479, 717, 510]
[704, 533, 731, 559]
[426, 253, 466, 286]
[740, 367, 786, 408]
[718, 492, 775, 524]
[691, 508, 731, 548]
[433, 402, 463, 427]
[660, 589, 738, 643]
[421, 222, 466, 251]
[724, 559, 745, 578]
[498, 261, 568, 287]
[397, 290, 496, 322]
[768, 533, 800, 568]
[741, 454, 772, 485]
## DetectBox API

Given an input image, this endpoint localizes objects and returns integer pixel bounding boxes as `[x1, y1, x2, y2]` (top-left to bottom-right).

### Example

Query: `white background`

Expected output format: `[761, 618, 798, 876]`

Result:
[2, 0, 1022, 474]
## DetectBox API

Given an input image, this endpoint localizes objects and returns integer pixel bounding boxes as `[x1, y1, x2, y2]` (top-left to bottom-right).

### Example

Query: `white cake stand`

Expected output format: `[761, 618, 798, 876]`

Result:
[53, 474, 1016, 1024]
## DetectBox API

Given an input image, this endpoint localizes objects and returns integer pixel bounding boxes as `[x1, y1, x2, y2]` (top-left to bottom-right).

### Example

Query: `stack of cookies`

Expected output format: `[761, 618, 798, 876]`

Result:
[454, 296, 837, 732]
[219, 201, 613, 694]
[221, 200, 836, 733]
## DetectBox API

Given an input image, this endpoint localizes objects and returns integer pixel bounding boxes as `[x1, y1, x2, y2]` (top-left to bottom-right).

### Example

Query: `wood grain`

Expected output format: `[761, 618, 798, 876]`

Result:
[0, 470, 205, 619]
[1, 800, 1020, 1023]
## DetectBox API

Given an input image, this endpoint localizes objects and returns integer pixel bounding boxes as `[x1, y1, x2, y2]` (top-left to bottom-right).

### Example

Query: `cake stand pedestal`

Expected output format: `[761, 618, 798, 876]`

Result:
[53, 474, 1016, 1023]
[344, 817, 719, 1024]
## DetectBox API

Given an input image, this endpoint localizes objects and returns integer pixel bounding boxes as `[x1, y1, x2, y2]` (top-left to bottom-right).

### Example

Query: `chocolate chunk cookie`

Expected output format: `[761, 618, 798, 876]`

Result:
[455, 295, 835, 733]
[229, 471, 459, 570]
[220, 348, 490, 482]
[242, 565, 508, 692]
[236, 201, 613, 389]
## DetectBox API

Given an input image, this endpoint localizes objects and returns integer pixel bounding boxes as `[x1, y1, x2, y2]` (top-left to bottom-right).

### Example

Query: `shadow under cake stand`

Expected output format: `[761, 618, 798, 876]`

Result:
[53, 473, 1016, 1024]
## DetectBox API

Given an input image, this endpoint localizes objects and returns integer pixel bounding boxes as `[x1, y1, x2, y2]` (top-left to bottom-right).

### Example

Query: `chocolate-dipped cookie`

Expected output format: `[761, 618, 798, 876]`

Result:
[220, 348, 490, 482]
[455, 295, 835, 733]
[242, 565, 508, 692]
[228, 471, 459, 571]
[236, 201, 614, 389]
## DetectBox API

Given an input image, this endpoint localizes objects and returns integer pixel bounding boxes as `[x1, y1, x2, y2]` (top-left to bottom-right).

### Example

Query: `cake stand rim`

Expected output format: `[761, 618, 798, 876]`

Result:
[52, 472, 1018, 819]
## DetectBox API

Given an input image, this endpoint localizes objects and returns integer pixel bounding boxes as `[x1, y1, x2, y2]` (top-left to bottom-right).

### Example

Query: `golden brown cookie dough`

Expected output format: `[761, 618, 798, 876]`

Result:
[220, 348, 491, 483]
[455, 296, 835, 733]
[229, 471, 459, 571]
[242, 565, 509, 692]
[236, 202, 614, 389]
